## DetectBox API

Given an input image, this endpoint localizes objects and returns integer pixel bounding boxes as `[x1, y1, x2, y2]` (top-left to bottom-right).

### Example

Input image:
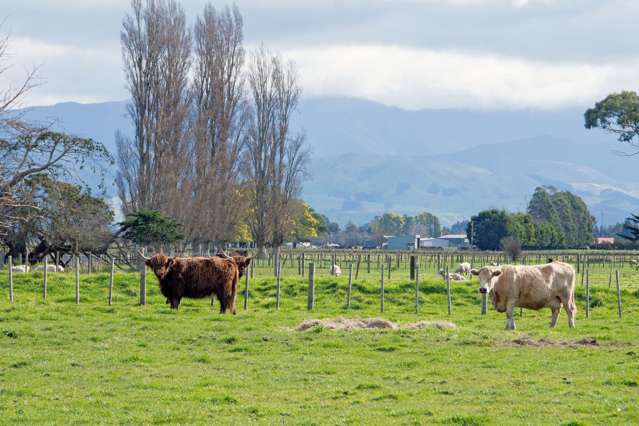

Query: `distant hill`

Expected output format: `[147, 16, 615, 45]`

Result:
[17, 97, 637, 226]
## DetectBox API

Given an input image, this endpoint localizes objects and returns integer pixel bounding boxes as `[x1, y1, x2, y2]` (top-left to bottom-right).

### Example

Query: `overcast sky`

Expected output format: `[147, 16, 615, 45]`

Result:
[3, 0, 639, 109]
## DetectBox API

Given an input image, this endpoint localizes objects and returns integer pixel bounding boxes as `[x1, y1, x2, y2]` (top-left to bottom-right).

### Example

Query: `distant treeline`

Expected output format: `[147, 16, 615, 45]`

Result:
[468, 186, 595, 251]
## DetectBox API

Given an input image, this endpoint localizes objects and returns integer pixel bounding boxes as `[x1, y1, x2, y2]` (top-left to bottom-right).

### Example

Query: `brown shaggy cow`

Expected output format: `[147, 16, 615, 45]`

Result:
[142, 253, 240, 313]
[216, 251, 252, 279]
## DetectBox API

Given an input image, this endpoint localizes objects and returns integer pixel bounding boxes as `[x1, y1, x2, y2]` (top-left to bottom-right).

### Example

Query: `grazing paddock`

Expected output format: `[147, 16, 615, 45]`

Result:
[0, 259, 638, 424]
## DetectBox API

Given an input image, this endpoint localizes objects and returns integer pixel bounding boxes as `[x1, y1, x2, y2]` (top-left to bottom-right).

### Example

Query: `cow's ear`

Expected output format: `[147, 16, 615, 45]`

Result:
[470, 269, 479, 276]
[492, 269, 502, 277]
[244, 257, 252, 266]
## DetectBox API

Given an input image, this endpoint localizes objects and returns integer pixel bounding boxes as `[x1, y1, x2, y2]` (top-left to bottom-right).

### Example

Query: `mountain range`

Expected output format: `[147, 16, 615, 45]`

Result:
[19, 97, 639, 227]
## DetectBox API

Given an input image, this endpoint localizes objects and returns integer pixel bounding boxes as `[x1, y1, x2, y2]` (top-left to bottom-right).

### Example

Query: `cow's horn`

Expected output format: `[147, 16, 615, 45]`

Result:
[138, 250, 151, 260]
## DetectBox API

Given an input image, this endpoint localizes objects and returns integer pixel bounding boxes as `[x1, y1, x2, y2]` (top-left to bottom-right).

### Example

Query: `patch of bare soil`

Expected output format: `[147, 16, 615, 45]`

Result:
[403, 320, 458, 330]
[505, 337, 599, 347]
[295, 317, 457, 331]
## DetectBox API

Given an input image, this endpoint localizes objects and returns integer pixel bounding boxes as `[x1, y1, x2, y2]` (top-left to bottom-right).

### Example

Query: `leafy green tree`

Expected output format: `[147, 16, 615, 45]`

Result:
[585, 91, 639, 154]
[528, 186, 561, 225]
[370, 213, 405, 236]
[527, 187, 593, 248]
[535, 222, 564, 249]
[468, 209, 509, 250]
[620, 214, 639, 242]
[506, 213, 537, 248]
[586, 92, 639, 241]
[2, 176, 114, 262]
[117, 209, 183, 247]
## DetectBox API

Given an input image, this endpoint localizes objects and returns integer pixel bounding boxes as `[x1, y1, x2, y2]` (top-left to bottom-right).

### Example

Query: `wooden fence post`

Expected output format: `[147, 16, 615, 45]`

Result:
[139, 248, 147, 306]
[481, 289, 487, 315]
[307, 262, 315, 310]
[608, 269, 612, 289]
[301, 252, 305, 277]
[347, 263, 353, 309]
[615, 270, 622, 319]
[8, 256, 14, 303]
[355, 255, 361, 280]
[410, 255, 416, 280]
[108, 257, 114, 305]
[75, 256, 80, 304]
[446, 265, 452, 315]
[276, 260, 281, 310]
[380, 264, 385, 313]
[42, 258, 47, 303]
[243, 262, 250, 310]
[415, 265, 420, 314]
[585, 267, 590, 319]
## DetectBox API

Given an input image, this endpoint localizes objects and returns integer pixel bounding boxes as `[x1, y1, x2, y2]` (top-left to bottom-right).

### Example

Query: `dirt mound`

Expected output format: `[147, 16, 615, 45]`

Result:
[404, 320, 458, 330]
[507, 337, 599, 347]
[296, 317, 457, 331]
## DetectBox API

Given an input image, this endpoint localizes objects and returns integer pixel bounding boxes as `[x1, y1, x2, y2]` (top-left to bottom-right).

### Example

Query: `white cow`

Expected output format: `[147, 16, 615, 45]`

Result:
[34, 264, 65, 272]
[439, 268, 466, 281]
[455, 262, 472, 275]
[330, 264, 342, 276]
[11, 265, 30, 273]
[471, 261, 576, 330]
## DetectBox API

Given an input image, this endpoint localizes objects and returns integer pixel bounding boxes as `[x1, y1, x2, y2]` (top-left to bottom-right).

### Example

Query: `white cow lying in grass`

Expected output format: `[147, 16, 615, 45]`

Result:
[11, 265, 30, 273]
[330, 264, 342, 276]
[34, 264, 65, 272]
[455, 262, 472, 275]
[471, 261, 576, 330]
[439, 268, 466, 281]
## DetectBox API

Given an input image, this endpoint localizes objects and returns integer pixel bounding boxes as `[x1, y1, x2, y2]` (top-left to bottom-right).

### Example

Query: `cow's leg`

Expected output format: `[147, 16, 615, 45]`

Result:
[550, 307, 560, 328]
[549, 298, 561, 328]
[559, 294, 576, 328]
[564, 299, 576, 328]
[506, 303, 516, 330]
[218, 295, 227, 314]
[230, 277, 238, 315]
[169, 298, 179, 309]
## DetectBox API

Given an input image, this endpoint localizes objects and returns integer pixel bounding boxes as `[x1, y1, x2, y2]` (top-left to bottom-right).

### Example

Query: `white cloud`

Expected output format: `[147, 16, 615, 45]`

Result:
[283, 44, 639, 110]
[2, 37, 124, 106]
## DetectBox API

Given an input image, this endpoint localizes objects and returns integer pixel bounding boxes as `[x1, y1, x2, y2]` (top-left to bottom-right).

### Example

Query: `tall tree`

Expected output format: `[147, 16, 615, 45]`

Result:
[527, 186, 593, 248]
[189, 3, 248, 243]
[117, 0, 191, 219]
[585, 91, 639, 155]
[244, 48, 307, 255]
[467, 209, 509, 251]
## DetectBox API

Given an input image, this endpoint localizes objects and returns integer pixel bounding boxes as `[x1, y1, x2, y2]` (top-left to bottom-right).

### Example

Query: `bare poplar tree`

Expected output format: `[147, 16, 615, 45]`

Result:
[245, 48, 307, 256]
[189, 3, 248, 243]
[117, 0, 191, 220]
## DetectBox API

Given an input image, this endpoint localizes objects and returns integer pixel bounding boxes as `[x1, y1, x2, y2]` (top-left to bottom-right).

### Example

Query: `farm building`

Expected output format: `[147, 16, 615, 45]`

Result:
[593, 237, 615, 246]
[437, 234, 470, 248]
[418, 237, 450, 249]
[384, 235, 416, 250]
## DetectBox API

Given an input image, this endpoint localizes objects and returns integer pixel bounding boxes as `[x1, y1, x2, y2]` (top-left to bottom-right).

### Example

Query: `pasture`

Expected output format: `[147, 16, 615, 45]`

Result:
[1, 255, 638, 425]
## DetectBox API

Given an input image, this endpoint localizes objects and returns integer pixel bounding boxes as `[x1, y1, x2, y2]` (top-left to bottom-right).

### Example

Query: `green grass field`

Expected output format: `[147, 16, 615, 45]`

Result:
[1, 262, 638, 425]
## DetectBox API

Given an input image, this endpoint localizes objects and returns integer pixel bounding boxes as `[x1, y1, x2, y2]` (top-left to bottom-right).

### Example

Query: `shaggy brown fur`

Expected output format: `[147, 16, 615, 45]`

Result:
[145, 254, 239, 313]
